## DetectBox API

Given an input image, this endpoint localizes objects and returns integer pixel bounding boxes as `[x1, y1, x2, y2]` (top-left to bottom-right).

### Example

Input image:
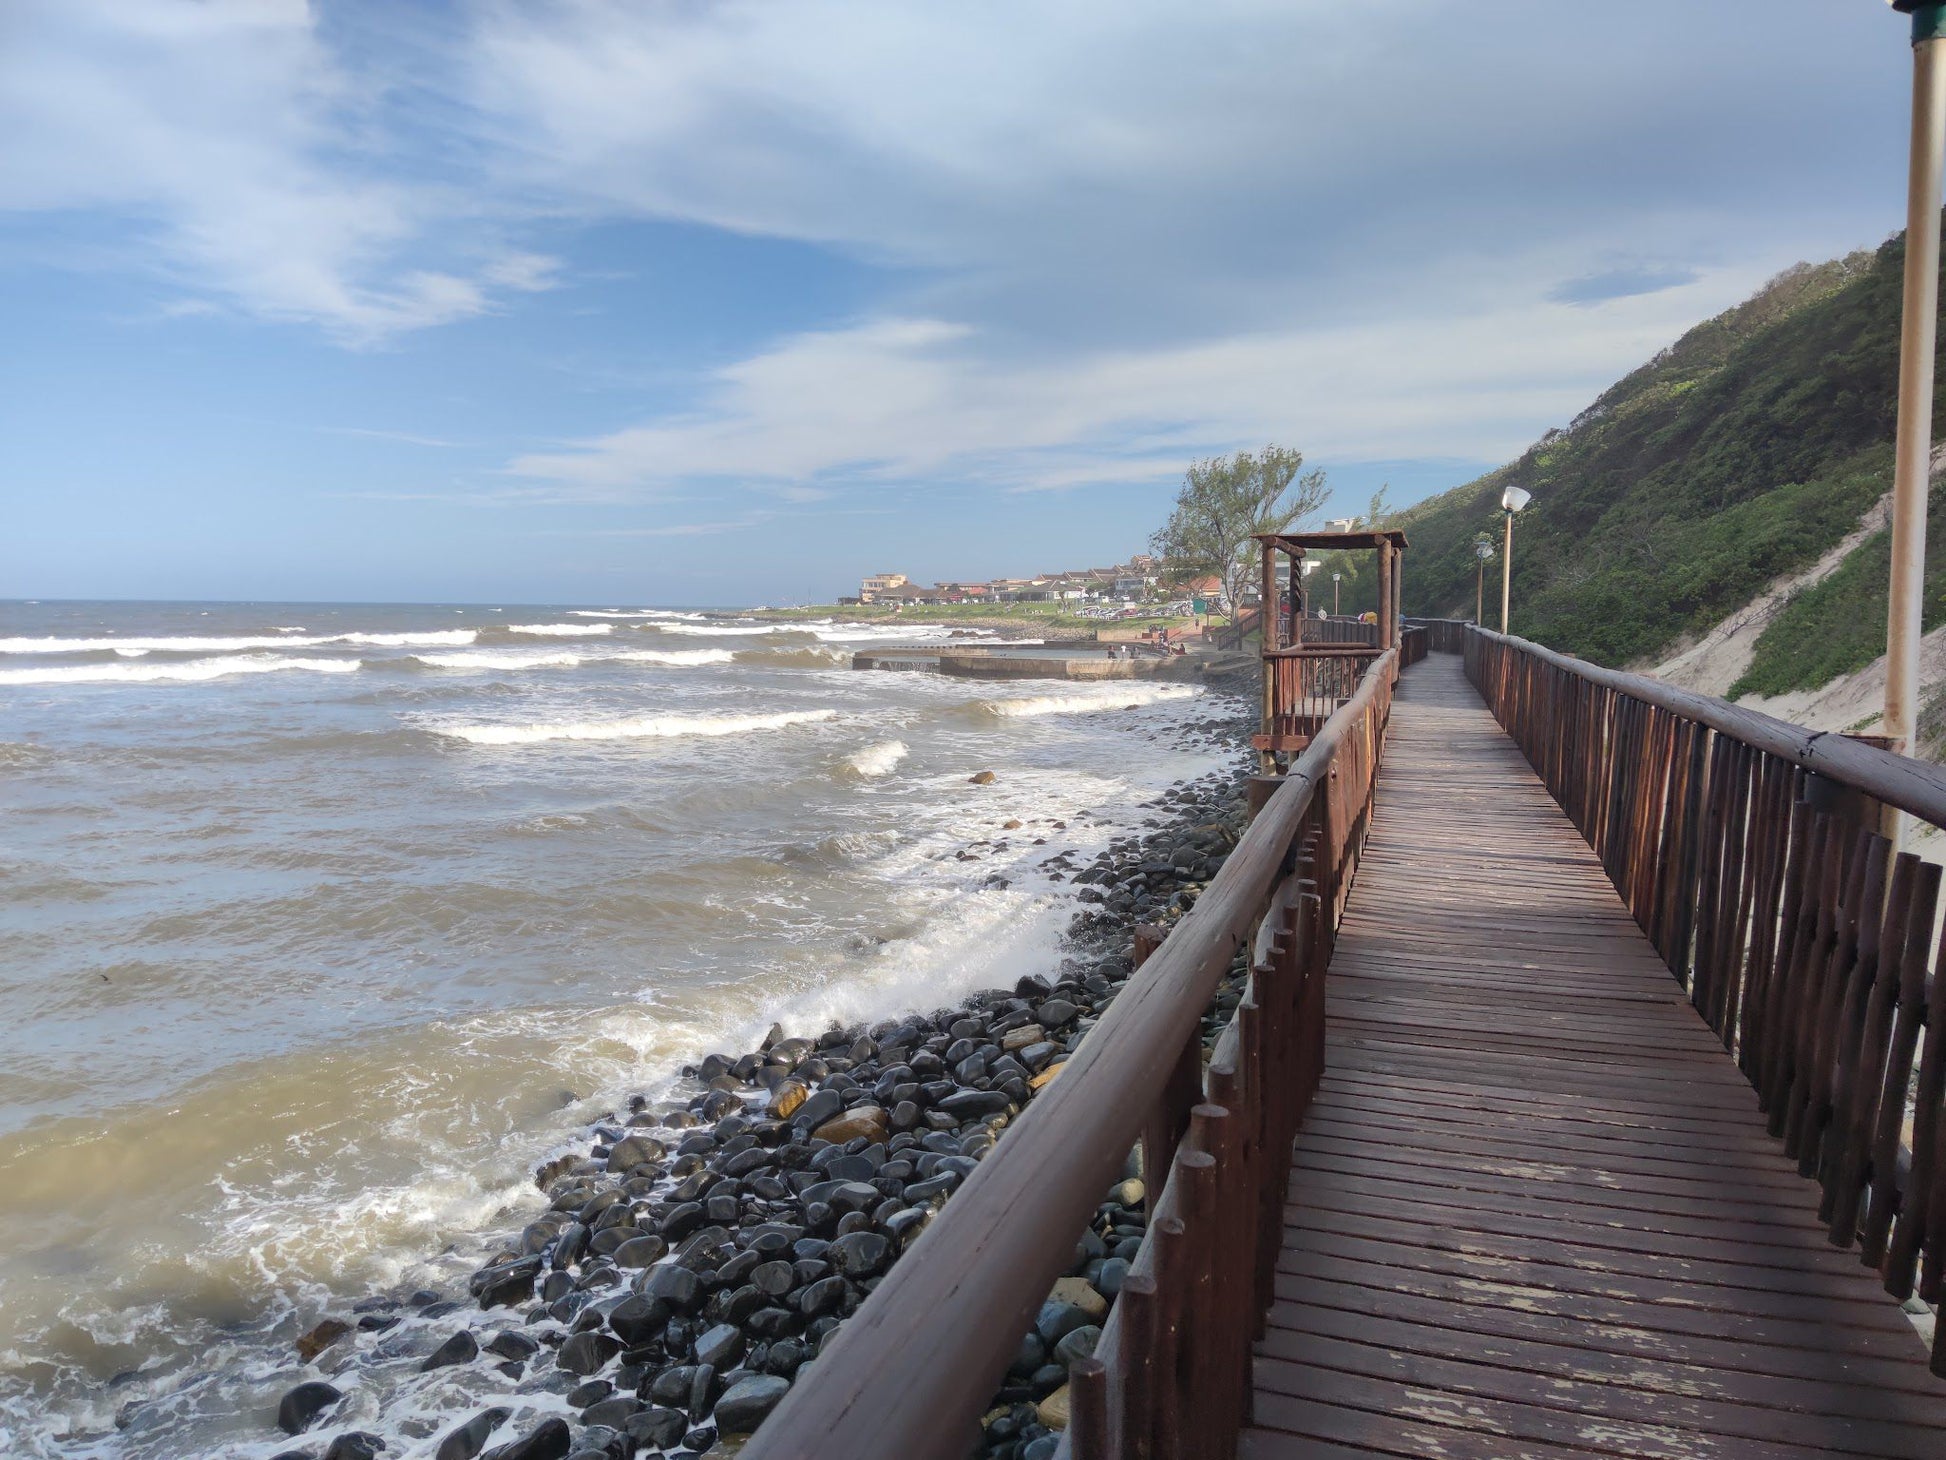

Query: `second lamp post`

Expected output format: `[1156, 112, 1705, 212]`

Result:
[1499, 485, 1532, 634]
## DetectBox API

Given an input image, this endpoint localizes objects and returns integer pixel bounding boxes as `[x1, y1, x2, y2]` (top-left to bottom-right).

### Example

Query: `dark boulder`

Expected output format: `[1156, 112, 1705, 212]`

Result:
[420, 1329, 479, 1371]
[556, 1329, 623, 1375]
[275, 1381, 343, 1436]
[484, 1330, 539, 1361]
[637, 1263, 702, 1312]
[481, 1417, 570, 1460]
[435, 1407, 509, 1460]
[828, 1230, 890, 1278]
[693, 1321, 743, 1369]
[714, 1373, 791, 1434]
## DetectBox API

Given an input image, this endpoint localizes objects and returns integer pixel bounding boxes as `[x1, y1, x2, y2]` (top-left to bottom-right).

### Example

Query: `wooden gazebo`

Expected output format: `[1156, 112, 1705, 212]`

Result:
[1251, 529, 1408, 768]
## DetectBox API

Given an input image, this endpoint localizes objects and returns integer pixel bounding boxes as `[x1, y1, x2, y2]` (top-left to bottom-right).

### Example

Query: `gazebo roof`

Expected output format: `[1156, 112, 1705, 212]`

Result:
[1252, 529, 1409, 552]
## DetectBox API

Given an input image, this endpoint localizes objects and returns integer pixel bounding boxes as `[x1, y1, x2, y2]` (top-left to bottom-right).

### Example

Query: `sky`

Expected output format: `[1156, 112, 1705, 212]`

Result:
[0, 1, 1927, 605]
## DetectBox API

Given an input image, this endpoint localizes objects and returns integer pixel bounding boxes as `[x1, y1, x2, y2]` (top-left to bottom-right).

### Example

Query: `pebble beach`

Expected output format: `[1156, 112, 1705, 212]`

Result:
[250, 678, 1259, 1460]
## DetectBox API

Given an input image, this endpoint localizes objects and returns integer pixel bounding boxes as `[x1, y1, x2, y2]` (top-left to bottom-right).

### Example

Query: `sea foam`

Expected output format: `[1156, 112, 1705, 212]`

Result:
[976, 683, 1204, 718]
[437, 708, 837, 746]
[505, 623, 613, 636]
[417, 648, 735, 671]
[0, 630, 475, 654]
[0, 656, 365, 686]
[844, 739, 910, 777]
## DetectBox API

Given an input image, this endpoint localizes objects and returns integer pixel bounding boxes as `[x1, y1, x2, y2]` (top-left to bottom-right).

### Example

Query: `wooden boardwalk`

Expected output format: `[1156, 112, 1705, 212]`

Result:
[1242, 652, 1946, 1459]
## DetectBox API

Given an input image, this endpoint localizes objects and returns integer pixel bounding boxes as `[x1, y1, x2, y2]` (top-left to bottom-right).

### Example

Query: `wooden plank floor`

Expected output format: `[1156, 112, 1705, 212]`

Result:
[1241, 652, 1946, 1460]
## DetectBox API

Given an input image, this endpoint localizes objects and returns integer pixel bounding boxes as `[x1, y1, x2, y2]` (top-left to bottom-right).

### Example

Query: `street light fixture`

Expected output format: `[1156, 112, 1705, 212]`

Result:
[1499, 486, 1532, 635]
[1332, 571, 1342, 616]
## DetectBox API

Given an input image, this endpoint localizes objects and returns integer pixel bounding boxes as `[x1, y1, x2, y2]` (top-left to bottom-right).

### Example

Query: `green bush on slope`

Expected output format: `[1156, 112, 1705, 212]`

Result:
[1730, 477, 1946, 700]
[1395, 238, 1937, 677]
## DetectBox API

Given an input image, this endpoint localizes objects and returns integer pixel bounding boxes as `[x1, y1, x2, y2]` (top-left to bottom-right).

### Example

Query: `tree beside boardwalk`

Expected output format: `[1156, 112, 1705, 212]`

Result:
[1150, 445, 1328, 617]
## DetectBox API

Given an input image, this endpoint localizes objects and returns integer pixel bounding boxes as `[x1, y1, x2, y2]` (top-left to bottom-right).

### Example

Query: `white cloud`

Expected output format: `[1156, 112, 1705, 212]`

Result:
[0, 0, 1906, 500]
[0, 0, 558, 342]
[508, 259, 1776, 496]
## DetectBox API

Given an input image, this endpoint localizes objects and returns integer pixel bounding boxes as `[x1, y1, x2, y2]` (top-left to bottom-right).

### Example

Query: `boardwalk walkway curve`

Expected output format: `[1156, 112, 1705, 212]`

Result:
[1242, 651, 1946, 1459]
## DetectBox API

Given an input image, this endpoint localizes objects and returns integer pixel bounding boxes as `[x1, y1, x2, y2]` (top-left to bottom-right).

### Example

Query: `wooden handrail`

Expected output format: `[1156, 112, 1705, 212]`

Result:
[1403, 616, 1469, 654]
[1470, 626, 1946, 827]
[743, 651, 1401, 1459]
[1466, 625, 1946, 1376]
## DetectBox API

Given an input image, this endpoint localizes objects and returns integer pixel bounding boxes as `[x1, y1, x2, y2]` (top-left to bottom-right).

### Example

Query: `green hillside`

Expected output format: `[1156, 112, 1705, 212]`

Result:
[1394, 234, 1945, 680]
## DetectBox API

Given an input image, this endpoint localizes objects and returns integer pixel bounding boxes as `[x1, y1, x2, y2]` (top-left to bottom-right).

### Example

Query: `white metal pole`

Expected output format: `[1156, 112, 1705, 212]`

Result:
[1500, 511, 1514, 635]
[1887, 9, 1946, 844]
[1888, 24, 1946, 756]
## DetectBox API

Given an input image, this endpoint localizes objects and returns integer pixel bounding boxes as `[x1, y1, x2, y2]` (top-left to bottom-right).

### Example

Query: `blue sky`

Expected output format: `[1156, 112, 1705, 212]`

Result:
[0, 1, 1924, 605]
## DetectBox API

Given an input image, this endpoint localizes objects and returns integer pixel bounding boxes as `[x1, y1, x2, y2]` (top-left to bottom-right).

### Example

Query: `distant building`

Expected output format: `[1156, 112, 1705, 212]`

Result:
[1323, 517, 1360, 534]
[859, 572, 909, 603]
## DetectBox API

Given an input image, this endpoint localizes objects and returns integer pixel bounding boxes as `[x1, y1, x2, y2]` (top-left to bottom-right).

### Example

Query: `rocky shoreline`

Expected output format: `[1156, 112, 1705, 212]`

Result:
[264, 683, 1259, 1460]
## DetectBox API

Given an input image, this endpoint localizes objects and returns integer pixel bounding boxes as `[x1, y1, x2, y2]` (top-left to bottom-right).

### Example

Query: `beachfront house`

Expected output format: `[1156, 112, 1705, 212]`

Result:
[859, 572, 909, 603]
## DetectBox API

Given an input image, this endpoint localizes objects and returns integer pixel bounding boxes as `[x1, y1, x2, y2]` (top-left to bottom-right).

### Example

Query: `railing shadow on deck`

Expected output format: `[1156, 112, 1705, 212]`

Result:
[741, 650, 1404, 1460]
[1466, 624, 1946, 1377]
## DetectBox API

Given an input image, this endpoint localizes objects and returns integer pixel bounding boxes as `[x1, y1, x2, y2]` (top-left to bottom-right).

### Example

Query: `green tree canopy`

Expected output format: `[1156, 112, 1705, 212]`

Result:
[1149, 445, 1328, 615]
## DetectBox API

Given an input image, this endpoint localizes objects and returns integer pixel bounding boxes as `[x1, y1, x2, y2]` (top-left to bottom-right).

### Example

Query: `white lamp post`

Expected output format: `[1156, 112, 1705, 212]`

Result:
[1474, 538, 1495, 626]
[1332, 571, 1342, 616]
[1887, 4, 1946, 843]
[1499, 486, 1532, 635]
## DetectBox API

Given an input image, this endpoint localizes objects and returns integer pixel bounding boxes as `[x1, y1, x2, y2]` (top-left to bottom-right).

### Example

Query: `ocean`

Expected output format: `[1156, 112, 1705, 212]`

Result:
[0, 600, 1231, 1457]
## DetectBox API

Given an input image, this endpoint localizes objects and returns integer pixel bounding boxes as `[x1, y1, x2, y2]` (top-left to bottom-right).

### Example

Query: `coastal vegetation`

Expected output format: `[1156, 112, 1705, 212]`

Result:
[1393, 237, 1939, 689]
[1149, 444, 1328, 613]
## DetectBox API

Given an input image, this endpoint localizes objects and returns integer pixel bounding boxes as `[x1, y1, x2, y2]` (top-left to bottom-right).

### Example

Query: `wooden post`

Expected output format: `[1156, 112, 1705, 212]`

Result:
[1375, 539, 1395, 650]
[1259, 539, 1278, 774]
[1391, 541, 1404, 646]
[1288, 548, 1303, 647]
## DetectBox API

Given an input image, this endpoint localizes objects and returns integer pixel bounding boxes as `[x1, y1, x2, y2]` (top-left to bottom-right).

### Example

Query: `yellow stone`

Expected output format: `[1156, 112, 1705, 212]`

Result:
[1037, 1385, 1071, 1431]
[1028, 1061, 1066, 1090]
[771, 1080, 808, 1120]
[1001, 1024, 1045, 1052]
[813, 1104, 889, 1145]
[1049, 1276, 1108, 1320]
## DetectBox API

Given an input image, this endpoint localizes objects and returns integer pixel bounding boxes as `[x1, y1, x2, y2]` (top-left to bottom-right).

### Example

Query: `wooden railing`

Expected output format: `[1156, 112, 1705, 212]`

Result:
[1295, 615, 1380, 647]
[1404, 615, 1470, 653]
[1399, 623, 1428, 668]
[1254, 647, 1384, 756]
[743, 650, 1401, 1459]
[1467, 626, 1946, 1375]
[1207, 607, 1261, 651]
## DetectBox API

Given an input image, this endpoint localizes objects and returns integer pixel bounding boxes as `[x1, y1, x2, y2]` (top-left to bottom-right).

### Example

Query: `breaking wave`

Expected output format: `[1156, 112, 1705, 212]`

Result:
[648, 622, 791, 636]
[434, 708, 838, 746]
[732, 646, 848, 669]
[504, 623, 612, 636]
[414, 648, 735, 672]
[0, 656, 366, 686]
[972, 683, 1204, 718]
[842, 739, 910, 778]
[567, 609, 707, 620]
[0, 631, 474, 654]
